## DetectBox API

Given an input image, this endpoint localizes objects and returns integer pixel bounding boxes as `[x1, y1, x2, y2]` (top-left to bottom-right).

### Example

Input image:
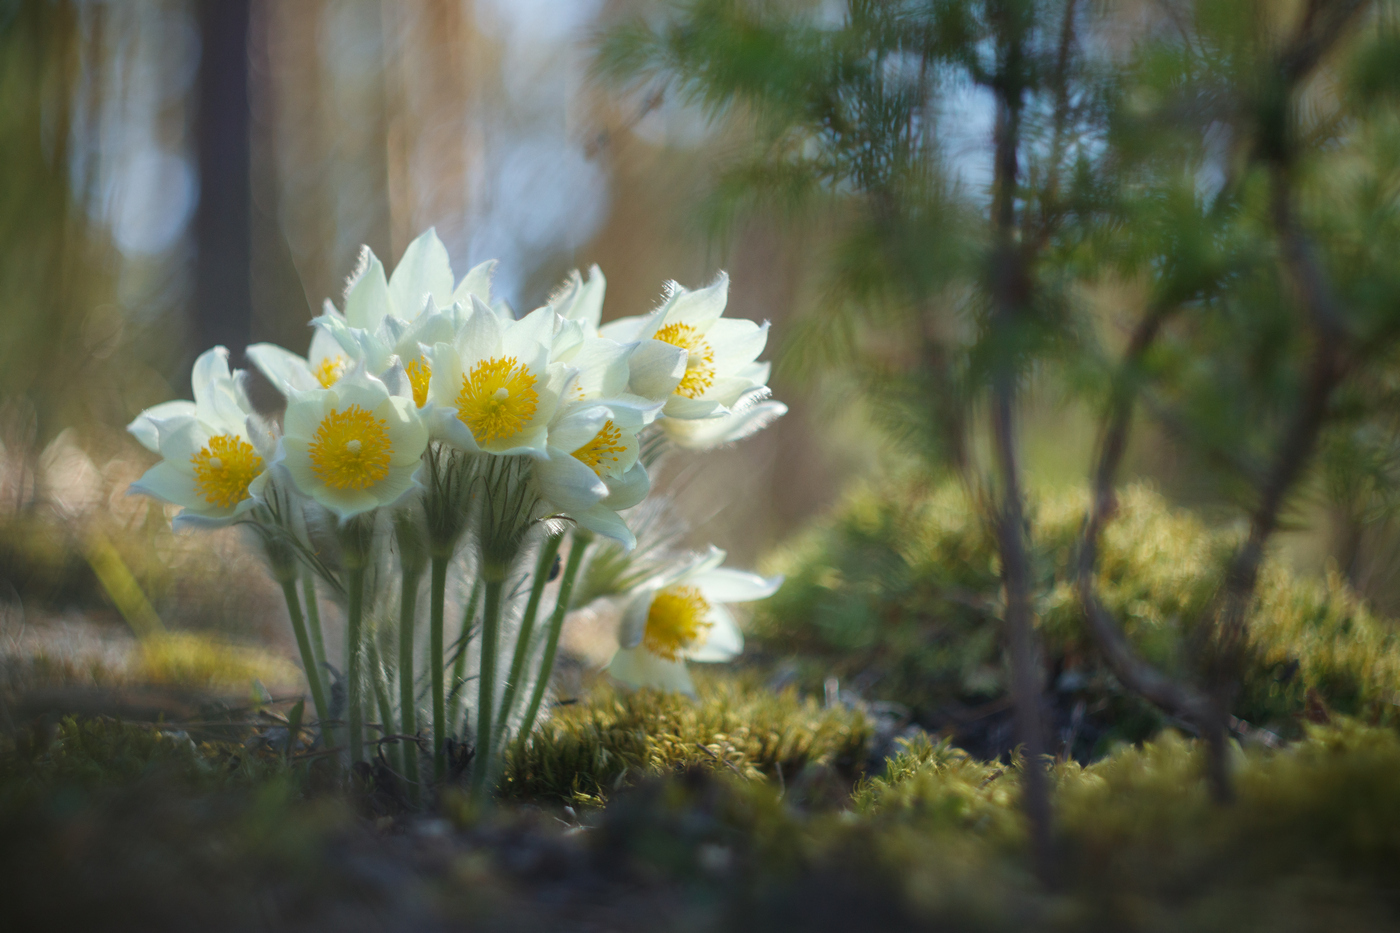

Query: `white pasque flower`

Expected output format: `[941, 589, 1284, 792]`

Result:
[128, 347, 273, 529]
[656, 386, 789, 450]
[599, 272, 772, 421]
[424, 298, 573, 457]
[607, 546, 782, 696]
[278, 366, 428, 521]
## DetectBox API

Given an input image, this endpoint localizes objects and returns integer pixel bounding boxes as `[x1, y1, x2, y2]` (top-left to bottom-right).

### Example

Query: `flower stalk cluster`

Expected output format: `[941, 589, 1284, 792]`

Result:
[127, 229, 785, 801]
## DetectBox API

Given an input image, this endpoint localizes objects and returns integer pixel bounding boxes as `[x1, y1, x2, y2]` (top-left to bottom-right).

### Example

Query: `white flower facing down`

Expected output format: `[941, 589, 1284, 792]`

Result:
[247, 308, 357, 397]
[607, 546, 782, 697]
[599, 272, 772, 421]
[279, 367, 428, 521]
[128, 347, 273, 529]
[536, 402, 654, 548]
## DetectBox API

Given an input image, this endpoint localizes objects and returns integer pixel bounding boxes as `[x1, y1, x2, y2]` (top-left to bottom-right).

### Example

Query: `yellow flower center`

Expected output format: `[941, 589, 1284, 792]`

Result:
[571, 420, 627, 476]
[308, 403, 392, 490]
[654, 322, 716, 399]
[642, 585, 712, 661]
[313, 354, 348, 388]
[456, 356, 539, 444]
[404, 357, 431, 407]
[190, 434, 263, 509]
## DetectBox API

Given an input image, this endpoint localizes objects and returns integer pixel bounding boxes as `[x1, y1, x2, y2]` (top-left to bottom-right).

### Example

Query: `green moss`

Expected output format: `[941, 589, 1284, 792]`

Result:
[756, 478, 1400, 744]
[498, 674, 871, 806]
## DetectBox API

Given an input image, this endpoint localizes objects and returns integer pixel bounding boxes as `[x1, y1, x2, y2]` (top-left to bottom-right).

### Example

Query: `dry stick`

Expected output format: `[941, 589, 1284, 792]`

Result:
[986, 15, 1054, 881]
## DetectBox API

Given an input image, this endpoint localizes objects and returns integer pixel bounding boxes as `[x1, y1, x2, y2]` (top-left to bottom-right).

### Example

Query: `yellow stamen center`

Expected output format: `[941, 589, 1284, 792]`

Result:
[571, 420, 627, 476]
[654, 322, 716, 399]
[190, 434, 263, 508]
[308, 403, 392, 490]
[404, 357, 431, 407]
[456, 356, 539, 444]
[643, 585, 712, 662]
[313, 354, 348, 388]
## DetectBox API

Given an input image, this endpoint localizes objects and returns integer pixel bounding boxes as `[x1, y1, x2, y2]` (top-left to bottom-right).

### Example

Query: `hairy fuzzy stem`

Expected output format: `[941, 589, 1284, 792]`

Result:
[471, 567, 507, 796]
[447, 579, 482, 737]
[428, 553, 449, 782]
[397, 557, 424, 803]
[345, 562, 367, 764]
[518, 531, 590, 744]
[278, 579, 331, 737]
[366, 635, 401, 774]
[301, 570, 327, 669]
[495, 534, 562, 741]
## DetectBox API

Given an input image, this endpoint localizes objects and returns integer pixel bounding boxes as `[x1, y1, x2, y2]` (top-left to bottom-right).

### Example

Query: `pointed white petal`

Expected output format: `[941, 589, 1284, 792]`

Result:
[692, 568, 783, 604]
[343, 248, 392, 329]
[388, 227, 454, 317]
[607, 646, 695, 696]
[452, 258, 496, 306]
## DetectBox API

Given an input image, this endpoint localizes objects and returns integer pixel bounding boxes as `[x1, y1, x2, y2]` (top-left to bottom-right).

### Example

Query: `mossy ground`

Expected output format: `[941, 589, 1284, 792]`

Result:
[5, 683, 1400, 931]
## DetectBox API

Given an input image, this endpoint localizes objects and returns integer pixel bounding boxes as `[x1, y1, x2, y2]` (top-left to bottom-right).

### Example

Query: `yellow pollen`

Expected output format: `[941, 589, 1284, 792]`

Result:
[307, 403, 392, 490]
[313, 354, 348, 388]
[190, 434, 263, 508]
[642, 585, 712, 661]
[455, 356, 539, 444]
[654, 322, 716, 399]
[404, 357, 431, 407]
[572, 420, 627, 476]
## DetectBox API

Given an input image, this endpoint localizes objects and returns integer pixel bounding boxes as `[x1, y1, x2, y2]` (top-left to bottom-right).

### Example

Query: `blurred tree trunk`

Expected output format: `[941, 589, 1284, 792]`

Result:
[193, 0, 252, 361]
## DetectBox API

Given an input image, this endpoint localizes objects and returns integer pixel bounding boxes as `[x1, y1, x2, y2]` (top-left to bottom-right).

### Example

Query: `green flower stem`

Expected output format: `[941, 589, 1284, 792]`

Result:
[428, 553, 450, 782]
[471, 564, 507, 795]
[447, 579, 482, 736]
[346, 562, 367, 764]
[301, 570, 327, 669]
[367, 635, 401, 774]
[277, 578, 331, 732]
[517, 530, 591, 747]
[494, 534, 562, 742]
[398, 557, 424, 804]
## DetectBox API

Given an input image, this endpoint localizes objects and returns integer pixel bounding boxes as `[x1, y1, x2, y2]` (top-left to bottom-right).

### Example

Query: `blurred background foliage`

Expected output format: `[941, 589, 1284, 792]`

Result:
[3, 0, 1400, 749]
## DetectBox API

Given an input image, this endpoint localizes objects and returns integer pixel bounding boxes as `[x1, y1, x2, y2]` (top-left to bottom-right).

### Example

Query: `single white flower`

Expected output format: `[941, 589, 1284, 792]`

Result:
[127, 347, 272, 529]
[599, 272, 772, 420]
[247, 308, 357, 396]
[607, 546, 782, 696]
[424, 298, 573, 456]
[535, 402, 652, 547]
[278, 367, 428, 521]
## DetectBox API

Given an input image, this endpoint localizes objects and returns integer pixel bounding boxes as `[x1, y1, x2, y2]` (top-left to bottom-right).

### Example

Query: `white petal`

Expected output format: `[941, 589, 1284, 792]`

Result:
[617, 589, 656, 649]
[343, 248, 392, 330]
[534, 449, 608, 511]
[388, 227, 454, 317]
[666, 272, 729, 330]
[602, 461, 649, 510]
[687, 604, 743, 662]
[246, 343, 316, 396]
[661, 400, 787, 450]
[130, 460, 200, 508]
[456, 295, 504, 362]
[453, 259, 496, 306]
[607, 647, 695, 697]
[662, 395, 726, 420]
[692, 568, 783, 603]
[571, 503, 637, 550]
[128, 401, 196, 452]
[628, 339, 687, 401]
[598, 313, 648, 343]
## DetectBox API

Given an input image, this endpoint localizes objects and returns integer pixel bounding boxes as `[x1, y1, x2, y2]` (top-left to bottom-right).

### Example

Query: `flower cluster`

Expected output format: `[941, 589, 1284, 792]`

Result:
[127, 229, 785, 798]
